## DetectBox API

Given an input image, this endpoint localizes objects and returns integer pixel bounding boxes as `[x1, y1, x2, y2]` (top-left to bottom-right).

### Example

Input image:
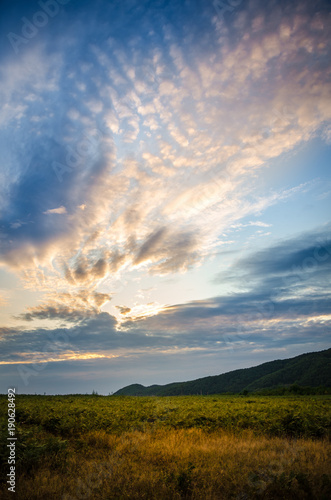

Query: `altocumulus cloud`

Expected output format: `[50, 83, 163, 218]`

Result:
[0, 0, 330, 287]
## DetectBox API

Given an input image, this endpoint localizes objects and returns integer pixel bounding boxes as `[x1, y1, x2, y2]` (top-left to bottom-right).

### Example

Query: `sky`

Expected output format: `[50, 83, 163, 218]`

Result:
[0, 0, 330, 394]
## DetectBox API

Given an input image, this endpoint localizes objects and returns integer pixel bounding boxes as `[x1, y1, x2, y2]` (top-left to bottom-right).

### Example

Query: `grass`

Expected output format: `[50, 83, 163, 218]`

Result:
[0, 395, 330, 499]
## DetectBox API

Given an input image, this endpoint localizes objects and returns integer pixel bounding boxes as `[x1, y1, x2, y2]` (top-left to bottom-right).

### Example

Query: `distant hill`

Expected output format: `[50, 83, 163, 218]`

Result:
[114, 348, 331, 396]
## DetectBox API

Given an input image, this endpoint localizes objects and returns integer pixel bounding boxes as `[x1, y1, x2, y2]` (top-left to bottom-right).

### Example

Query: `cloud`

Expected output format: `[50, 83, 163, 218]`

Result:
[0, 0, 329, 327]
[133, 227, 168, 265]
[43, 206, 67, 215]
[230, 221, 272, 230]
[17, 305, 94, 323]
[116, 306, 132, 315]
[16, 291, 112, 323]
[0, 291, 9, 307]
[2, 297, 330, 367]
[120, 226, 331, 348]
[223, 225, 331, 292]
[1, 227, 330, 372]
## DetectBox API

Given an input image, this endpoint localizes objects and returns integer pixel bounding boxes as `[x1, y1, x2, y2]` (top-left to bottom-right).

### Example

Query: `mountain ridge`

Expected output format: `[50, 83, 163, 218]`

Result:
[114, 348, 331, 396]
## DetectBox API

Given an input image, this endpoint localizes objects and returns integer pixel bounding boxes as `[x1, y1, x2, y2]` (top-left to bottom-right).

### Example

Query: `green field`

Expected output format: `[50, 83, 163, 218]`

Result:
[1, 395, 331, 499]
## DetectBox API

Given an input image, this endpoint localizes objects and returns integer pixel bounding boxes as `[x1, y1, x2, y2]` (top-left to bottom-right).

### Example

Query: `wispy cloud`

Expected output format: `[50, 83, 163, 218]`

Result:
[43, 206, 67, 215]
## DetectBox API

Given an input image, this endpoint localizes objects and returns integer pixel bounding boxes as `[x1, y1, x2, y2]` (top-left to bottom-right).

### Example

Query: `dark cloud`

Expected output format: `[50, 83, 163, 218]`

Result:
[93, 292, 112, 307]
[15, 291, 112, 322]
[153, 230, 201, 274]
[16, 306, 94, 323]
[133, 226, 201, 273]
[213, 226, 331, 299]
[68, 250, 126, 285]
[134, 227, 168, 265]
[2, 293, 330, 369]
[116, 306, 131, 315]
[234, 230, 331, 278]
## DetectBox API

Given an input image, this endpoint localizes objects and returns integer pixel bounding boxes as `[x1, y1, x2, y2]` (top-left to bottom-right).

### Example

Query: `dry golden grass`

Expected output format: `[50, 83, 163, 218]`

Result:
[3, 428, 330, 499]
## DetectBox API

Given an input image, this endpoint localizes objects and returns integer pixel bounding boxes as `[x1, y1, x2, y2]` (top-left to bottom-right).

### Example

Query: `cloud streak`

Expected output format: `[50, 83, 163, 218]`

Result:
[43, 206, 67, 215]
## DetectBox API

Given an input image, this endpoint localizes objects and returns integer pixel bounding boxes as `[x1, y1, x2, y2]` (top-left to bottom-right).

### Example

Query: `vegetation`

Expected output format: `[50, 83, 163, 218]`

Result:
[114, 348, 331, 396]
[0, 394, 330, 499]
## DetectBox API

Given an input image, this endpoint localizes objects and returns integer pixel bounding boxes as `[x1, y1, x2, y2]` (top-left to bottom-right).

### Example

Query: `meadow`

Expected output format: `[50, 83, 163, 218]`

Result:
[1, 394, 330, 499]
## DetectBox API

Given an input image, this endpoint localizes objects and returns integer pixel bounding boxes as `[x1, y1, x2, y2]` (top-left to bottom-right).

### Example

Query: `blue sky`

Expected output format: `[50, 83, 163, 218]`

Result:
[0, 0, 330, 394]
